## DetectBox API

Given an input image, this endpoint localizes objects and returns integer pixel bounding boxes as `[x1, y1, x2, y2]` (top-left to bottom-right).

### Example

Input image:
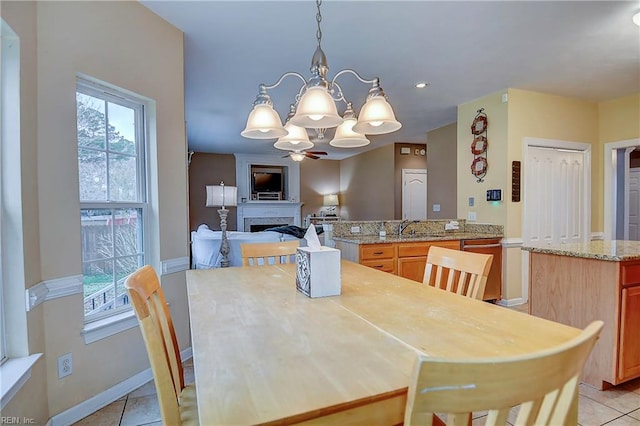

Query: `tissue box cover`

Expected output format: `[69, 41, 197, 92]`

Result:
[296, 246, 341, 298]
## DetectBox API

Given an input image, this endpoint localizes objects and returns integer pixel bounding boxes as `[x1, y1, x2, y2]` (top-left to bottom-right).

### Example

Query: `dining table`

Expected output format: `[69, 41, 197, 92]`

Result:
[186, 260, 580, 425]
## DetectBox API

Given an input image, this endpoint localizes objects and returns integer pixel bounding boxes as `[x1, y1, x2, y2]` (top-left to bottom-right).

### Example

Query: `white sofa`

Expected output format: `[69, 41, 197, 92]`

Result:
[191, 224, 310, 269]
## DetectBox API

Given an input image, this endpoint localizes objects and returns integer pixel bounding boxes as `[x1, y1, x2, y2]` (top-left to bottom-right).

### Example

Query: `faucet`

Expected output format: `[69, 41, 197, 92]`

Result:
[398, 219, 418, 236]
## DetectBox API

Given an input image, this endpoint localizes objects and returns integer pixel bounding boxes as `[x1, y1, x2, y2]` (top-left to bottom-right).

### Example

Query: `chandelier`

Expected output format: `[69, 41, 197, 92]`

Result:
[241, 0, 401, 150]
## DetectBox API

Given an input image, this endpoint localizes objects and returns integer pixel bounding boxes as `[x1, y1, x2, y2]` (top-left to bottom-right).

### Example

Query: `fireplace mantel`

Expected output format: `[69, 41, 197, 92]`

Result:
[234, 154, 302, 232]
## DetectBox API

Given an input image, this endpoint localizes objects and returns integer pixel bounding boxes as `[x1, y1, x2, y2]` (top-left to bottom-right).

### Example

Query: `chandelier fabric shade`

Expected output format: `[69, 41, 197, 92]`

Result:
[241, 0, 401, 149]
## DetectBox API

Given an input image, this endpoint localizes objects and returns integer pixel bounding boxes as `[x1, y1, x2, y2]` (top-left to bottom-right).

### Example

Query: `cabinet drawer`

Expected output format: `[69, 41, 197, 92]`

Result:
[621, 262, 640, 286]
[360, 244, 395, 260]
[398, 243, 429, 258]
[362, 258, 396, 274]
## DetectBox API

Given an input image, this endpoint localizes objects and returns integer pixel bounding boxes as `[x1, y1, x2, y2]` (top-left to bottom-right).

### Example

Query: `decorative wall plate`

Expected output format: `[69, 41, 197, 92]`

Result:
[471, 115, 488, 135]
[471, 156, 488, 177]
[471, 135, 488, 155]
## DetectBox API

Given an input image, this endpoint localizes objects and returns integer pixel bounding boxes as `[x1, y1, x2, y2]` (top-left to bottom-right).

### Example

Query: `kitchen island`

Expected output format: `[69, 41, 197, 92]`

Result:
[523, 240, 640, 389]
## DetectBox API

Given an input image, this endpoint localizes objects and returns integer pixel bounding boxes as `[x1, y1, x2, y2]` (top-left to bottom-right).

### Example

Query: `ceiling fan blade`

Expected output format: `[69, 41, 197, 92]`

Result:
[306, 154, 320, 160]
[306, 151, 328, 155]
[282, 154, 289, 158]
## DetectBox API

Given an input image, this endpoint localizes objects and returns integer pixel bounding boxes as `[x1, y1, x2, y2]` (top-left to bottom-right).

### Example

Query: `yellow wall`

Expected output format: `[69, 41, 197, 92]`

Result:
[457, 89, 638, 301]
[2, 1, 188, 420]
[457, 91, 509, 227]
[598, 93, 640, 144]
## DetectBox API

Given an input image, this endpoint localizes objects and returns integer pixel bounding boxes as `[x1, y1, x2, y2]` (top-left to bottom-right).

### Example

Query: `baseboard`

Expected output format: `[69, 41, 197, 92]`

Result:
[48, 347, 192, 426]
[497, 297, 525, 307]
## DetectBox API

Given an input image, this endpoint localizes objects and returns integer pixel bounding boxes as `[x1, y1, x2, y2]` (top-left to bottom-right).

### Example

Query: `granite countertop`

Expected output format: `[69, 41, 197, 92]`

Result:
[333, 232, 503, 245]
[521, 240, 640, 262]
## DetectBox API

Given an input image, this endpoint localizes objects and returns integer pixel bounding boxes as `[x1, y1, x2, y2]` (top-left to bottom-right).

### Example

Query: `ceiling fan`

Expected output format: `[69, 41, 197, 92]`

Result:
[283, 150, 328, 162]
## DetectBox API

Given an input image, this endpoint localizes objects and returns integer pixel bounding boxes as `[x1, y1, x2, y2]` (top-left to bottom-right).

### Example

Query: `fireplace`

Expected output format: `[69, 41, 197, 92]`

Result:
[250, 224, 289, 232]
[245, 216, 293, 232]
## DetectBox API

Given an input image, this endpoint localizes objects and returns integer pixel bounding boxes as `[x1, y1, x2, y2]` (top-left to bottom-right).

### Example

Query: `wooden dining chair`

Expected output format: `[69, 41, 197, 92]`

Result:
[125, 265, 198, 426]
[404, 320, 603, 426]
[422, 246, 493, 300]
[240, 240, 300, 266]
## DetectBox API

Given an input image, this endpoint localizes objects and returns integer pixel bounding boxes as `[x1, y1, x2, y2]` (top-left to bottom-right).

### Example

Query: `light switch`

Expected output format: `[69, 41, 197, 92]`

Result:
[433, 204, 441, 212]
[468, 197, 474, 207]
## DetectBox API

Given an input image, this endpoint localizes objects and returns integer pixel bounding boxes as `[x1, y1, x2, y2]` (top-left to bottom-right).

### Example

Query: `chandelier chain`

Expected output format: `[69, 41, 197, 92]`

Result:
[316, 0, 323, 46]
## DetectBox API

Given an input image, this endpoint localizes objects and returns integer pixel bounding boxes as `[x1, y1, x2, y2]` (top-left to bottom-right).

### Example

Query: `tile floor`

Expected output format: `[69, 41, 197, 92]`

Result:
[73, 304, 640, 426]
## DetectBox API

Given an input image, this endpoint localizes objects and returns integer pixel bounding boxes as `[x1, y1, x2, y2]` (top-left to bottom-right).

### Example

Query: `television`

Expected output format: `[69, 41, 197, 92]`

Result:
[252, 171, 282, 193]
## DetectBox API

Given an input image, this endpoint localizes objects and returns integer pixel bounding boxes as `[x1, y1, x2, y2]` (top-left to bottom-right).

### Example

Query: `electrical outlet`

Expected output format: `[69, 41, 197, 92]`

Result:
[350, 226, 360, 233]
[433, 204, 441, 212]
[468, 211, 477, 221]
[58, 353, 73, 378]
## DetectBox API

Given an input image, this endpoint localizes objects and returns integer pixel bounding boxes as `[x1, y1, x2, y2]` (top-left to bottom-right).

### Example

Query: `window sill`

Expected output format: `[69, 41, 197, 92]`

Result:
[0, 353, 43, 410]
[82, 310, 138, 344]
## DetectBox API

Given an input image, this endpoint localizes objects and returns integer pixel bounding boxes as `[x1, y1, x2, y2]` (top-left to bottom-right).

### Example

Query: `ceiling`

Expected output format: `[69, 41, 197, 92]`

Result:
[141, 1, 640, 160]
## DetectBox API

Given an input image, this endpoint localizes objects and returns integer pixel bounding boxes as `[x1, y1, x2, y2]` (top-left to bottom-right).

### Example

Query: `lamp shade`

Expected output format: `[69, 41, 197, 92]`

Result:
[241, 104, 288, 139]
[290, 86, 343, 128]
[330, 117, 370, 148]
[274, 122, 314, 151]
[352, 96, 402, 135]
[206, 185, 237, 208]
[323, 194, 339, 206]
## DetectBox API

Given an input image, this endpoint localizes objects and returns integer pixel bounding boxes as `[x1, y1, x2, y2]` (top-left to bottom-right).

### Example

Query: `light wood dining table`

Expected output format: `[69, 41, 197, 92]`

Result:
[186, 260, 580, 425]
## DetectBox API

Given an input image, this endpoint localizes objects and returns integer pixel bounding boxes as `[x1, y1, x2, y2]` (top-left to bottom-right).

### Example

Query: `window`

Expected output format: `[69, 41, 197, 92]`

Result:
[77, 79, 147, 322]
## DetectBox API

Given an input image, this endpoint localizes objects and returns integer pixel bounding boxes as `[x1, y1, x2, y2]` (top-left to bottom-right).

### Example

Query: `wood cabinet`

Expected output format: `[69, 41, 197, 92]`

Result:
[529, 253, 640, 389]
[397, 241, 459, 282]
[461, 238, 503, 301]
[619, 263, 640, 382]
[360, 243, 396, 274]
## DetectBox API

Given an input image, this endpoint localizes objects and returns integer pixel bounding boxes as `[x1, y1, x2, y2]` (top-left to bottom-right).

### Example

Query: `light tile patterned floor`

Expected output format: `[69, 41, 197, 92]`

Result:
[73, 304, 640, 426]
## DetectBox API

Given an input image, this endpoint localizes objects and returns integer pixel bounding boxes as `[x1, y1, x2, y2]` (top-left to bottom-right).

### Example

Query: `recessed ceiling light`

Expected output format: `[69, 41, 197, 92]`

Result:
[415, 82, 429, 89]
[634, 11, 640, 26]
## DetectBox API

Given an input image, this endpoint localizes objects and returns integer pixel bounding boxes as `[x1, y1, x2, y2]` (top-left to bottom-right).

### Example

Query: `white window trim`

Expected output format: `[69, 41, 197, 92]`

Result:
[77, 77, 149, 323]
[0, 354, 42, 410]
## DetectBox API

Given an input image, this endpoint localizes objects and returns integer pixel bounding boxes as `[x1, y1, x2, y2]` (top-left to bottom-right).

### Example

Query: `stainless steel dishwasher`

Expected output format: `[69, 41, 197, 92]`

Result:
[461, 238, 502, 301]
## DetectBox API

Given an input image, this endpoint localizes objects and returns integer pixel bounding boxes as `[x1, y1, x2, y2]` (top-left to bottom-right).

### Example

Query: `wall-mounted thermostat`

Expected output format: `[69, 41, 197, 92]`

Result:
[486, 189, 502, 201]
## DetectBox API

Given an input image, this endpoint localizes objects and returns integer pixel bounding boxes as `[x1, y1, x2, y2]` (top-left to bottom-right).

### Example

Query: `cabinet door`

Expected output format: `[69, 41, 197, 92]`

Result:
[398, 257, 426, 282]
[397, 241, 460, 283]
[619, 285, 640, 381]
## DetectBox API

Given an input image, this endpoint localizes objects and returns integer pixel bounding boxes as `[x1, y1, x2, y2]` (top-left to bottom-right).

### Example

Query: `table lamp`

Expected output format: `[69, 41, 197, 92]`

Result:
[323, 194, 339, 216]
[206, 182, 237, 267]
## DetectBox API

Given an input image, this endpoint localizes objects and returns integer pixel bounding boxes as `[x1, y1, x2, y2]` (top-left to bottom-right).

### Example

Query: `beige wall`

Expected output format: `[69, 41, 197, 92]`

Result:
[2, 1, 48, 421]
[2, 1, 188, 420]
[189, 153, 237, 231]
[426, 123, 457, 219]
[393, 143, 427, 219]
[300, 159, 341, 218]
[340, 144, 395, 220]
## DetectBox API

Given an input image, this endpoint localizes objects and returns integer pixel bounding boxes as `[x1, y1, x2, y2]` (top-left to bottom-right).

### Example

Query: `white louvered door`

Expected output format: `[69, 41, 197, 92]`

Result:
[524, 147, 587, 246]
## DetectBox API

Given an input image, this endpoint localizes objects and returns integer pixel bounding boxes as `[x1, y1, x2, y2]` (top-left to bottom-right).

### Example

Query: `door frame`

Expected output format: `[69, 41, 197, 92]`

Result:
[521, 137, 591, 303]
[604, 138, 640, 240]
[401, 169, 427, 220]
[625, 168, 640, 240]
